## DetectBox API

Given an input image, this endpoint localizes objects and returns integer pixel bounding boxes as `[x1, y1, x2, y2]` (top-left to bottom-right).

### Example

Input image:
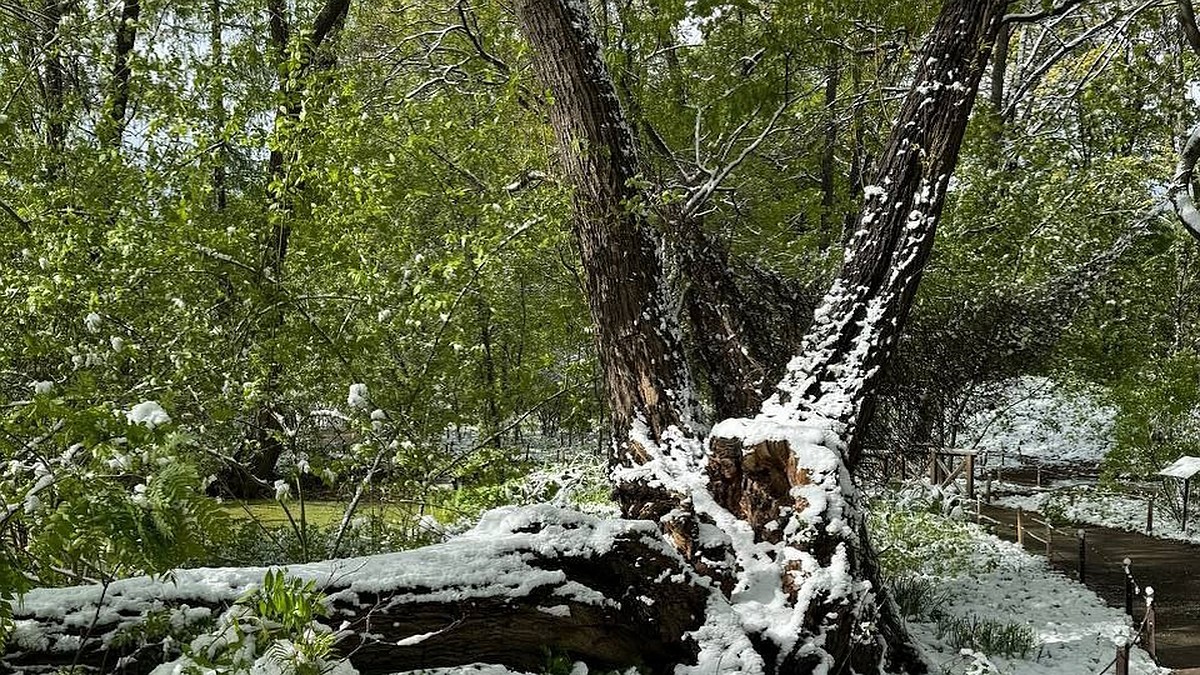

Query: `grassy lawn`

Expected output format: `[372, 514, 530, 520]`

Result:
[219, 500, 425, 527]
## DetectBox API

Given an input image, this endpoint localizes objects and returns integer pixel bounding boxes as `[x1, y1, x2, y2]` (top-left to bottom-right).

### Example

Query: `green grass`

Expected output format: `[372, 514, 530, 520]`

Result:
[219, 500, 426, 528]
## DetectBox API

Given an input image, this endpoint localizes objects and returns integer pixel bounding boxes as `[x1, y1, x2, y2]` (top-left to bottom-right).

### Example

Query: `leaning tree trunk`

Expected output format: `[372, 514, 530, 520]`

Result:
[97, 0, 141, 149]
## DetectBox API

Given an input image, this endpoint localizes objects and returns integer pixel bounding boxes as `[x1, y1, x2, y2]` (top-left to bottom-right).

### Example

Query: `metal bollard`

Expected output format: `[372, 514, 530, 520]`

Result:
[1017, 507, 1024, 546]
[1145, 586, 1156, 661]
[1077, 529, 1085, 582]
[1123, 557, 1133, 617]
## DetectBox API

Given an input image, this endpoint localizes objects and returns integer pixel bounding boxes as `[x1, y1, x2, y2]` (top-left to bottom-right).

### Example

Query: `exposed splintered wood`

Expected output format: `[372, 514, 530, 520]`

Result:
[2, 507, 715, 675]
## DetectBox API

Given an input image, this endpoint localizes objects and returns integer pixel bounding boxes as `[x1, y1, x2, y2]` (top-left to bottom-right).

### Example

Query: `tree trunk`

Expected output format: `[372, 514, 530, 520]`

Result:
[520, 0, 1006, 672]
[513, 0, 698, 463]
[40, 0, 65, 179]
[223, 0, 352, 498]
[771, 0, 1008, 453]
[676, 218, 769, 419]
[1, 508, 716, 675]
[210, 0, 228, 211]
[97, 0, 141, 149]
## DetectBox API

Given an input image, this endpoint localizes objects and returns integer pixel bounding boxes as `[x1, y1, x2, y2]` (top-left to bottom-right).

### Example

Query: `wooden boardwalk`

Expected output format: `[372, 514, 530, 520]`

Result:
[981, 504, 1200, 671]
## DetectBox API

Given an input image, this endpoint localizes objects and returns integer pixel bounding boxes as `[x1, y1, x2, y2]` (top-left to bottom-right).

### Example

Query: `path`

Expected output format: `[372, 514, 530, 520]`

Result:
[980, 503, 1200, 670]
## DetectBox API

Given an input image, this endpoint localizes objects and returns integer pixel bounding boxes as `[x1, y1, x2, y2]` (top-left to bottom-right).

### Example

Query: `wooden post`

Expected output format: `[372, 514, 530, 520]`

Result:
[1183, 478, 1190, 534]
[1123, 558, 1133, 617]
[975, 496, 982, 525]
[1145, 586, 1156, 662]
[985, 470, 993, 504]
[1116, 643, 1129, 675]
[1017, 507, 1024, 546]
[1045, 518, 1052, 556]
[1148, 496, 1154, 534]
[929, 448, 937, 485]
[1077, 529, 1085, 582]
[965, 452, 975, 499]
[1036, 464, 1042, 488]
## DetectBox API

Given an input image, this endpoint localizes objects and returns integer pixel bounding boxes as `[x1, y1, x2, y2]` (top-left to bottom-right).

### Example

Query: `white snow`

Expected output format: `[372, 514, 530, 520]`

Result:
[887, 513, 1165, 674]
[346, 383, 369, 410]
[964, 377, 1114, 466]
[1159, 456, 1200, 479]
[996, 487, 1200, 546]
[125, 400, 171, 429]
[7, 506, 694, 659]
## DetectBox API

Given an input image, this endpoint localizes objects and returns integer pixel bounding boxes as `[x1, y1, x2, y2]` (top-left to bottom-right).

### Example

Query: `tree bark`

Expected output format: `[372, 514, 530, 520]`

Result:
[1, 508, 716, 675]
[771, 0, 1009, 453]
[40, 0, 64, 179]
[513, 0, 697, 458]
[676, 219, 769, 419]
[97, 0, 141, 149]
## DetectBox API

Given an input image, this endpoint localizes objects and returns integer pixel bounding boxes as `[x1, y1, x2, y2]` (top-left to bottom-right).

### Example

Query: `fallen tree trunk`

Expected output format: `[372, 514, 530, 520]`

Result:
[2, 506, 720, 674]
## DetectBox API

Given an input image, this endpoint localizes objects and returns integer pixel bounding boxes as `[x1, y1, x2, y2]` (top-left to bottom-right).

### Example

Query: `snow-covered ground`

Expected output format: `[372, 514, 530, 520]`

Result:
[965, 376, 1115, 467]
[996, 487, 1200, 546]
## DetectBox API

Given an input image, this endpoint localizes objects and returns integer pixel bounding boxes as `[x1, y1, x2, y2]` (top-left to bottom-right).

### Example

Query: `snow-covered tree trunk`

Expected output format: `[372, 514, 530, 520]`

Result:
[1, 508, 722, 674]
[518, 0, 1007, 672]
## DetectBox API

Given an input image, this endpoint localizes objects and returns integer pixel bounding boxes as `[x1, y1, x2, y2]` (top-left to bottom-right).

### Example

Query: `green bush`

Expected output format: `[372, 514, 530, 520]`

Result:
[870, 501, 980, 577]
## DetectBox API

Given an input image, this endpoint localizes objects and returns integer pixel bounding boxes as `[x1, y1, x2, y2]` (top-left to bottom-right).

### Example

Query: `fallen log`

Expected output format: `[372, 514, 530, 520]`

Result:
[2, 506, 721, 674]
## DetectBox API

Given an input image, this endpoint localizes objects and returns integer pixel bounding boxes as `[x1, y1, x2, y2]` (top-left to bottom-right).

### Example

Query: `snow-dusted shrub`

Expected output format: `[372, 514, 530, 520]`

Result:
[870, 497, 988, 577]
[158, 569, 348, 675]
[890, 480, 965, 518]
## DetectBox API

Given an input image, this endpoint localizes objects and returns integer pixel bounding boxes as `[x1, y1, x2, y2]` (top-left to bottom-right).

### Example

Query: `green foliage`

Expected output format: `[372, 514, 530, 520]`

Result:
[183, 570, 338, 675]
[1105, 350, 1200, 478]
[870, 499, 982, 577]
[933, 613, 1036, 660]
[239, 569, 328, 638]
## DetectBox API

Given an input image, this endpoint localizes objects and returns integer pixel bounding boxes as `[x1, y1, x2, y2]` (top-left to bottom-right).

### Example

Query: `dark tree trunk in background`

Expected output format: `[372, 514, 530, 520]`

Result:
[97, 0, 140, 148]
[819, 48, 842, 248]
[677, 219, 769, 419]
[210, 0, 228, 211]
[40, 0, 64, 179]
[219, 0, 352, 498]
